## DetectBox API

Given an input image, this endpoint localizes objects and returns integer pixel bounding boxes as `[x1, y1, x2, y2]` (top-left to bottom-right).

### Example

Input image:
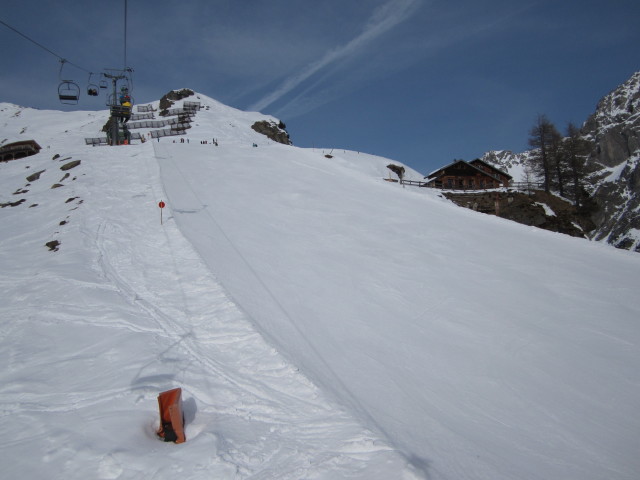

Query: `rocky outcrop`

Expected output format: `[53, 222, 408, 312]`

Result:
[481, 72, 640, 252]
[60, 160, 81, 171]
[159, 89, 195, 112]
[26, 170, 45, 182]
[444, 190, 595, 239]
[387, 164, 405, 180]
[251, 120, 292, 145]
[582, 72, 640, 168]
[580, 72, 640, 250]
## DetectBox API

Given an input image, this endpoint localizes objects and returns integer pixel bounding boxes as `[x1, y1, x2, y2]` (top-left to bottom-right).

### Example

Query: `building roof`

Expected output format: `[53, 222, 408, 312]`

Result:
[425, 159, 511, 181]
[0, 139, 42, 151]
[0, 140, 42, 160]
[469, 158, 512, 179]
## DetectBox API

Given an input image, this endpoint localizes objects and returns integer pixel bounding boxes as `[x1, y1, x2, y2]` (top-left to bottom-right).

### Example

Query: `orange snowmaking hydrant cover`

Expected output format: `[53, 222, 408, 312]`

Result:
[156, 388, 186, 443]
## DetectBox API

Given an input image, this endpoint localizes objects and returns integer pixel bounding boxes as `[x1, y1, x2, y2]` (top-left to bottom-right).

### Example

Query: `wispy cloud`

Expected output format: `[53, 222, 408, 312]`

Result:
[249, 0, 422, 113]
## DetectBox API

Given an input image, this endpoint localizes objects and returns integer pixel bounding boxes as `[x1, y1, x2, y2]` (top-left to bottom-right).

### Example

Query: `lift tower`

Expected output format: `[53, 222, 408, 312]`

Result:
[103, 69, 132, 146]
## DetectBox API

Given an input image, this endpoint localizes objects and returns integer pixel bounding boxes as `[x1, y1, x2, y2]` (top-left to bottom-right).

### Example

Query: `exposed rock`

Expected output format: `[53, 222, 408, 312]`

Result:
[387, 164, 405, 180]
[251, 120, 292, 145]
[26, 169, 45, 182]
[0, 198, 26, 208]
[45, 240, 60, 251]
[159, 89, 195, 112]
[481, 149, 534, 173]
[481, 71, 640, 252]
[444, 190, 595, 238]
[582, 72, 640, 168]
[60, 160, 81, 171]
[580, 73, 640, 251]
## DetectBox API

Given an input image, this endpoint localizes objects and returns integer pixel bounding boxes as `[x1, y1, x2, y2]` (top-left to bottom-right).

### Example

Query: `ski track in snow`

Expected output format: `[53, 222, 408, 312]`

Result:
[0, 138, 416, 478]
[155, 139, 640, 480]
[2, 98, 640, 480]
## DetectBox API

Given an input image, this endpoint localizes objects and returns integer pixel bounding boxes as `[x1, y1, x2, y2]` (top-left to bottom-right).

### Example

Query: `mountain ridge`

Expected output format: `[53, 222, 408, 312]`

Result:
[481, 71, 640, 252]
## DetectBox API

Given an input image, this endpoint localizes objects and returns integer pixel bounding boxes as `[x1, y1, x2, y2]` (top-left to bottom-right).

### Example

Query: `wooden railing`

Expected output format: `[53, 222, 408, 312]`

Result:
[396, 179, 545, 192]
[399, 179, 428, 187]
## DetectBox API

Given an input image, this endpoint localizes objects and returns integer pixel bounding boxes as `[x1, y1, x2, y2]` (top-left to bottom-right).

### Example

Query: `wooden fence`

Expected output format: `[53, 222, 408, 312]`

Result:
[397, 179, 544, 192]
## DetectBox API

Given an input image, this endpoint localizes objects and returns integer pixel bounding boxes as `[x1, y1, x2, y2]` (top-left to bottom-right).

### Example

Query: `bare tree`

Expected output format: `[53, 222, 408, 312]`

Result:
[528, 114, 560, 193]
[521, 163, 537, 196]
[550, 131, 566, 197]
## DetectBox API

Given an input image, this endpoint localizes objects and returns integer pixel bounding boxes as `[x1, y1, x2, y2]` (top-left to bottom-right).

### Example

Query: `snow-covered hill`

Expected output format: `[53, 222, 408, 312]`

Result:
[1, 92, 640, 480]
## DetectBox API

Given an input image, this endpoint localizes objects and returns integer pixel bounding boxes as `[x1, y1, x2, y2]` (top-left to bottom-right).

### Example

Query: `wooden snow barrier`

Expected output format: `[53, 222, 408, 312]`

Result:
[156, 388, 186, 443]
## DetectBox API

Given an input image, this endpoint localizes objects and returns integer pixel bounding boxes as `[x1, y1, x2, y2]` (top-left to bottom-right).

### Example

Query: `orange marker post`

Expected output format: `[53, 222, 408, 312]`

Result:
[156, 388, 185, 443]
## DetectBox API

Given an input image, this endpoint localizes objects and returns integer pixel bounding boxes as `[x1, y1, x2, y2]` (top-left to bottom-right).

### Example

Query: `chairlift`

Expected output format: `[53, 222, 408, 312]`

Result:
[87, 73, 99, 97]
[124, 67, 134, 92]
[106, 93, 134, 108]
[99, 79, 108, 89]
[58, 81, 80, 104]
[57, 60, 80, 104]
[102, 68, 135, 107]
[119, 78, 132, 97]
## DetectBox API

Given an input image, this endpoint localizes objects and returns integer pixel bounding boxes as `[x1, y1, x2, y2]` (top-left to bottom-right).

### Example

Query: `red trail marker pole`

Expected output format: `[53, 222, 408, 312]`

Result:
[158, 200, 166, 225]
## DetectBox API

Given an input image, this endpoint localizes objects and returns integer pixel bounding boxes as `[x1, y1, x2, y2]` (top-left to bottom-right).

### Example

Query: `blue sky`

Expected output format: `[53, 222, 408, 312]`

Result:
[1, 0, 639, 173]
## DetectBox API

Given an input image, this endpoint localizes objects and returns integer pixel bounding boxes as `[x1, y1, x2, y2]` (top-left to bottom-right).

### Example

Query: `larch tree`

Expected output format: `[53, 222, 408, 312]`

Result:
[528, 114, 561, 193]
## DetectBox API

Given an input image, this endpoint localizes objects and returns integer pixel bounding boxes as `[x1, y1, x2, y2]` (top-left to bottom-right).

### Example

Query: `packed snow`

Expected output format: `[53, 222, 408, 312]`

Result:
[1, 94, 640, 480]
[533, 202, 556, 217]
[603, 159, 631, 183]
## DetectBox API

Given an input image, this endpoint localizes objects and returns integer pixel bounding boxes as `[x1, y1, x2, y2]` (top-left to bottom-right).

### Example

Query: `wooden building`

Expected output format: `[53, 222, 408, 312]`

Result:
[0, 140, 42, 162]
[425, 159, 511, 189]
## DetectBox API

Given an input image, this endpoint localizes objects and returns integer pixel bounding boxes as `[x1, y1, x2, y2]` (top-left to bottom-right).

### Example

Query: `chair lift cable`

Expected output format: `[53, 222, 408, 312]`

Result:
[2, 3, 132, 105]
[124, 0, 128, 70]
[0, 17, 92, 74]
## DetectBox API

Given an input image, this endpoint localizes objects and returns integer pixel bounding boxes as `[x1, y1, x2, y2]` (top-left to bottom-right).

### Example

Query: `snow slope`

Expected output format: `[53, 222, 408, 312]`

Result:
[1, 95, 640, 480]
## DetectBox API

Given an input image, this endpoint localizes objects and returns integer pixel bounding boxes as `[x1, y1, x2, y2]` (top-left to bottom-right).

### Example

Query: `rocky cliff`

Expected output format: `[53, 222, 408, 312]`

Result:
[481, 71, 640, 252]
[250, 120, 292, 145]
[581, 72, 640, 249]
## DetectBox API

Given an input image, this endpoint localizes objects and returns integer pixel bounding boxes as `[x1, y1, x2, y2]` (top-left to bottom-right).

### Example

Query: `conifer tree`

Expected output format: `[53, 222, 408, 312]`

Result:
[528, 114, 561, 193]
[550, 131, 566, 197]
